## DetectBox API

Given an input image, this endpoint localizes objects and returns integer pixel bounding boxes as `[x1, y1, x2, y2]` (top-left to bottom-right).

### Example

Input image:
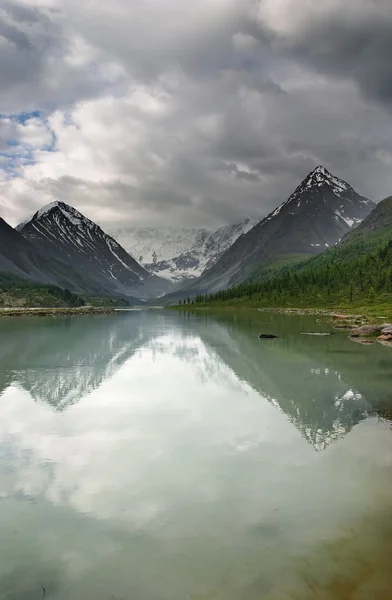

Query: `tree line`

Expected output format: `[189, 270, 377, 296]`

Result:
[188, 236, 392, 307]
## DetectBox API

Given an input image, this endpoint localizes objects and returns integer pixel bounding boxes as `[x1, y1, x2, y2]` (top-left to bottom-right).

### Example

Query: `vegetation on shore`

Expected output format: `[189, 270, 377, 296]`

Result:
[174, 228, 392, 323]
[0, 272, 85, 308]
[80, 295, 133, 307]
[0, 272, 142, 311]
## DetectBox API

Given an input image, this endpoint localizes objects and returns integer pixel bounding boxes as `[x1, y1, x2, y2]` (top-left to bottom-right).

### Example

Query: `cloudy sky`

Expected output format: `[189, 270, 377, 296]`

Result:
[1, 0, 392, 230]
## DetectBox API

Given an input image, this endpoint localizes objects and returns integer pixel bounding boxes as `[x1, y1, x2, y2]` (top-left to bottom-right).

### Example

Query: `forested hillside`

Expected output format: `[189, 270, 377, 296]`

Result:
[192, 218, 392, 309]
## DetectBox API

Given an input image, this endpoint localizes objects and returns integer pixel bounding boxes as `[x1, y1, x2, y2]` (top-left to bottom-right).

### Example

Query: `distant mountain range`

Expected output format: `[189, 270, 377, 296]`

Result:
[0, 166, 379, 303]
[110, 218, 258, 283]
[167, 166, 375, 299]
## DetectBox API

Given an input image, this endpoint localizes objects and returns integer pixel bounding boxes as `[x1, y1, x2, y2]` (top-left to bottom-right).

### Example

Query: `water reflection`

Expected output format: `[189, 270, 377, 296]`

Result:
[0, 310, 387, 449]
[0, 314, 156, 407]
[170, 311, 388, 450]
[0, 311, 391, 599]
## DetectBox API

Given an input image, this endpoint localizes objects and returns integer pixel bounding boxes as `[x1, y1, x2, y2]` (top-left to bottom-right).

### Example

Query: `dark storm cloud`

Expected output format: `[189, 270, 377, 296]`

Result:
[0, 18, 31, 49]
[2, 1, 41, 23]
[257, 0, 392, 107]
[0, 0, 124, 114]
[1, 0, 392, 229]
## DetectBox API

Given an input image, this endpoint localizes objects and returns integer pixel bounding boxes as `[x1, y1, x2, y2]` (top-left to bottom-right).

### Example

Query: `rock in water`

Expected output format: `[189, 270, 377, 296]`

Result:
[377, 325, 392, 343]
[258, 334, 278, 339]
[349, 325, 383, 337]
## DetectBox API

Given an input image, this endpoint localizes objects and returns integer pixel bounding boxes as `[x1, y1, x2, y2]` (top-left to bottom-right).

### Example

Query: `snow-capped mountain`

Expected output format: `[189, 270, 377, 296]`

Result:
[110, 227, 210, 265]
[17, 202, 172, 299]
[169, 166, 375, 296]
[110, 218, 258, 283]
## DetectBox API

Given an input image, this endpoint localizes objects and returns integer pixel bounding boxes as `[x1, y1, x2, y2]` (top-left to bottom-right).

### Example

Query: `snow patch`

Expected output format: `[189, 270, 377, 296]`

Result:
[335, 210, 359, 228]
[36, 201, 59, 219]
[106, 239, 139, 276]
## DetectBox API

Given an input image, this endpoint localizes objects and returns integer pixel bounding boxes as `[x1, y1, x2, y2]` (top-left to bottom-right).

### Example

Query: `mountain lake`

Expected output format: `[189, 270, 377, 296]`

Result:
[0, 309, 391, 599]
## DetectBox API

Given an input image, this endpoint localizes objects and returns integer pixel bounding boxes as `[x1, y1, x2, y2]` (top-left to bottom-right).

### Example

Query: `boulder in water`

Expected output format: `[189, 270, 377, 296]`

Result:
[377, 325, 392, 343]
[349, 325, 383, 337]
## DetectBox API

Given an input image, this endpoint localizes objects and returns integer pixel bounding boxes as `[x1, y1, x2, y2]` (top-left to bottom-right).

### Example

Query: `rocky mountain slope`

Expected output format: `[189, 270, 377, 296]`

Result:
[342, 196, 392, 243]
[202, 196, 392, 310]
[0, 217, 88, 290]
[17, 202, 172, 299]
[110, 218, 257, 283]
[170, 166, 375, 296]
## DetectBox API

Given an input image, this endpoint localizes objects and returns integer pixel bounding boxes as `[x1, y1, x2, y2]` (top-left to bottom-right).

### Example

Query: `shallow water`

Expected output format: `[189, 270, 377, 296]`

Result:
[0, 309, 391, 599]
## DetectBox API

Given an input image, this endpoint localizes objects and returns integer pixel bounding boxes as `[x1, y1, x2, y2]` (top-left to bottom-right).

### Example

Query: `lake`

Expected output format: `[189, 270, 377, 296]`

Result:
[0, 309, 391, 600]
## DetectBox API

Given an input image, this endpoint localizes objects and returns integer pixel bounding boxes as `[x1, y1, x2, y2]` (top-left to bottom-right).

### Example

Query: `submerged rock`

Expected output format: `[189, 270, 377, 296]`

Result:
[258, 334, 278, 339]
[348, 337, 375, 345]
[331, 313, 365, 331]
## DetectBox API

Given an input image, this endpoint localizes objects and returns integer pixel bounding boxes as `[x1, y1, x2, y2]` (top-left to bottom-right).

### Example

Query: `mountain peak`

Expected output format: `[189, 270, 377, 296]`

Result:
[302, 165, 350, 194]
[32, 201, 96, 230]
[312, 165, 329, 176]
[35, 200, 61, 218]
[172, 166, 375, 296]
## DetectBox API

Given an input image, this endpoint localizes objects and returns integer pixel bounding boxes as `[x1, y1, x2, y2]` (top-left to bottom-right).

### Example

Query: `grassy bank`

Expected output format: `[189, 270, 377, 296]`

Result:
[178, 232, 392, 324]
[169, 301, 392, 324]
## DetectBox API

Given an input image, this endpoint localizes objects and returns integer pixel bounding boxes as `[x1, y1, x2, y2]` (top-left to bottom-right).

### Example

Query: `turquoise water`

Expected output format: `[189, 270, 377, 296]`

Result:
[0, 310, 391, 599]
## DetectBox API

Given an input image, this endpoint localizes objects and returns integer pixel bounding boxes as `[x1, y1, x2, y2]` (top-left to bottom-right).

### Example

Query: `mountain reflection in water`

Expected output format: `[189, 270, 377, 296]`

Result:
[0, 310, 390, 600]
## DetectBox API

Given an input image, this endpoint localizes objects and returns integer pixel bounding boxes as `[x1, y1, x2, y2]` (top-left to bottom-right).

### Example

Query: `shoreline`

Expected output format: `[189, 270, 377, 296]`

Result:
[168, 304, 392, 324]
[0, 306, 118, 318]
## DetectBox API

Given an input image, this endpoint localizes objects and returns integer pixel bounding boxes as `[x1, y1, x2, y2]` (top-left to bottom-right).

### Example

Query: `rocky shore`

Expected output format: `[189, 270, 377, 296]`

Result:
[328, 314, 392, 347]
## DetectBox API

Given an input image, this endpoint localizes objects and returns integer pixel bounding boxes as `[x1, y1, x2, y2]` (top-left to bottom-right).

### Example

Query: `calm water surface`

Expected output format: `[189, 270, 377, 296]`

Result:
[0, 309, 391, 599]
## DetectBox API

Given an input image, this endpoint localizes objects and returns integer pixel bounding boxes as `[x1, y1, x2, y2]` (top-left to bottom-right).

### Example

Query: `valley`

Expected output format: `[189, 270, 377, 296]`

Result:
[110, 218, 258, 283]
[0, 166, 391, 317]
[2, 3, 392, 598]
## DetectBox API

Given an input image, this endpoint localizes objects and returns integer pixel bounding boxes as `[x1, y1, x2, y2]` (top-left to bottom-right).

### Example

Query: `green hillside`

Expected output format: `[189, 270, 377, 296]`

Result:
[0, 272, 85, 308]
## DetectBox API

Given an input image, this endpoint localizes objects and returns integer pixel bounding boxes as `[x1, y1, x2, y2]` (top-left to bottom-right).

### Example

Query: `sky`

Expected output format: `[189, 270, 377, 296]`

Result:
[1, 0, 392, 230]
